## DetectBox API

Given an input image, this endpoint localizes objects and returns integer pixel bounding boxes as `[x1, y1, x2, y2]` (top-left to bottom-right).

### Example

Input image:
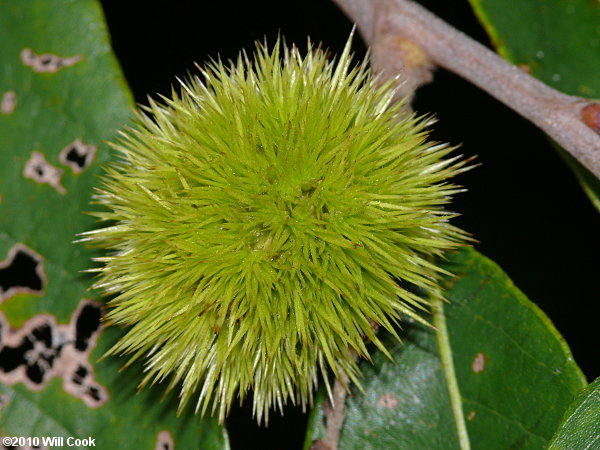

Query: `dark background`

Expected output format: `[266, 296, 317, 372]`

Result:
[99, 1, 599, 448]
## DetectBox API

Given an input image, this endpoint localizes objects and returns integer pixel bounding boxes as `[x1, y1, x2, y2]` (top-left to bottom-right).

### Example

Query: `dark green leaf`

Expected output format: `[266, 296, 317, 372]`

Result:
[467, 0, 600, 212]
[305, 248, 586, 449]
[549, 377, 600, 450]
[0, 1, 228, 448]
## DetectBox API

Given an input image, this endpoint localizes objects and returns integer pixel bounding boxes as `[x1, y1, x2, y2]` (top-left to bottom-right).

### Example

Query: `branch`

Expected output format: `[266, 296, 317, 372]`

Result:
[310, 375, 349, 450]
[333, 0, 600, 180]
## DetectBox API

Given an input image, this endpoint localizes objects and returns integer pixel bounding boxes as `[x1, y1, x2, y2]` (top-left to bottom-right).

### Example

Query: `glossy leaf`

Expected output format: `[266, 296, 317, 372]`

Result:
[549, 377, 600, 450]
[467, 0, 600, 212]
[304, 248, 587, 449]
[0, 1, 228, 448]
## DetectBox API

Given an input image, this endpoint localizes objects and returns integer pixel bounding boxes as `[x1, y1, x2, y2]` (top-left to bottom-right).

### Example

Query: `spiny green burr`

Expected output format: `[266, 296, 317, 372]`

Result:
[82, 36, 470, 423]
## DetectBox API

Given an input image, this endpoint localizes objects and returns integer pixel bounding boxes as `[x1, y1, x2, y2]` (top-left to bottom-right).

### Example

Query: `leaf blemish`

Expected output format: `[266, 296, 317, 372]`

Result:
[1, 90, 17, 115]
[59, 138, 97, 173]
[471, 352, 488, 373]
[0, 243, 46, 303]
[0, 299, 108, 408]
[154, 430, 174, 450]
[0, 393, 10, 408]
[467, 410, 476, 421]
[378, 393, 399, 408]
[23, 151, 66, 194]
[20, 48, 83, 73]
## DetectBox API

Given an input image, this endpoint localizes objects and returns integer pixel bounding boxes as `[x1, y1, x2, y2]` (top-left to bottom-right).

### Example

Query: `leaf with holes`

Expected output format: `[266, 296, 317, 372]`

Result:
[467, 0, 600, 212]
[0, 1, 228, 448]
[304, 248, 587, 450]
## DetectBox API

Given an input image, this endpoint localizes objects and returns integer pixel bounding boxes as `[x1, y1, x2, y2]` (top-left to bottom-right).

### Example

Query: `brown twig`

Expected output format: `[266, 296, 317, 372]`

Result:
[311, 373, 349, 450]
[333, 0, 600, 180]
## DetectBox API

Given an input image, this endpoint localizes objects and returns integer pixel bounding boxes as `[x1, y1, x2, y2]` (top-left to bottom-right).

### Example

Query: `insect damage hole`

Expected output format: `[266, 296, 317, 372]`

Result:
[378, 393, 399, 408]
[0, 300, 108, 408]
[74, 302, 102, 351]
[154, 430, 175, 450]
[59, 138, 96, 173]
[1, 91, 17, 115]
[23, 151, 66, 194]
[20, 48, 83, 73]
[0, 243, 46, 303]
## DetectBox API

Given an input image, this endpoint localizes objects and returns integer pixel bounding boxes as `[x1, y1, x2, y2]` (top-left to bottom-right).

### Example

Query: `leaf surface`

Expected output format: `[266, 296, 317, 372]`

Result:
[549, 376, 600, 450]
[305, 248, 587, 450]
[0, 1, 228, 448]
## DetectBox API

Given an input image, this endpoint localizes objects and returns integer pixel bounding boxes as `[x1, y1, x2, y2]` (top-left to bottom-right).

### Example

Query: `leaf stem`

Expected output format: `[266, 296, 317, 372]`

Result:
[432, 296, 471, 450]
